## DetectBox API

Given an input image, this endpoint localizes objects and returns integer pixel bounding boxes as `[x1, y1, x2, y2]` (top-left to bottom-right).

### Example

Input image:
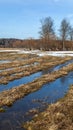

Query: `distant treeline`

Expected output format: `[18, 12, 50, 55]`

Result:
[0, 38, 73, 51]
[0, 17, 73, 51]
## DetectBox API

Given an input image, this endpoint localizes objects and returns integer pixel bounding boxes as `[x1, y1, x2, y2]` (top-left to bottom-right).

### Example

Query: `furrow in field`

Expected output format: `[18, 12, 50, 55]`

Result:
[0, 62, 73, 107]
[0, 57, 72, 84]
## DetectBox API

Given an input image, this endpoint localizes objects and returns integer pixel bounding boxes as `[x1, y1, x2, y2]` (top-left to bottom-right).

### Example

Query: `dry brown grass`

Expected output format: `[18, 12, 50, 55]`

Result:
[23, 85, 73, 130]
[0, 56, 72, 84]
[0, 107, 5, 112]
[0, 55, 56, 70]
[0, 52, 38, 61]
[0, 55, 39, 70]
[0, 62, 73, 107]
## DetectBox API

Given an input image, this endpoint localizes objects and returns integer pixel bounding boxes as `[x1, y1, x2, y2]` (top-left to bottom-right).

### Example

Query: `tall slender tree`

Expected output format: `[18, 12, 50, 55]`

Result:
[39, 17, 55, 49]
[59, 18, 70, 50]
[69, 26, 73, 41]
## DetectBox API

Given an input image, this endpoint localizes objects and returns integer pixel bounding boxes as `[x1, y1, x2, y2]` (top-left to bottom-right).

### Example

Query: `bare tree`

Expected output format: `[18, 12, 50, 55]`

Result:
[69, 26, 73, 41]
[39, 17, 55, 49]
[59, 18, 70, 50]
[39, 17, 55, 39]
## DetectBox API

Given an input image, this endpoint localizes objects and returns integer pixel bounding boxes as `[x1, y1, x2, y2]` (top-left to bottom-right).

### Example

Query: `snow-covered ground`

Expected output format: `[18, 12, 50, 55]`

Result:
[0, 49, 73, 57]
[37, 51, 73, 57]
[16, 50, 73, 57]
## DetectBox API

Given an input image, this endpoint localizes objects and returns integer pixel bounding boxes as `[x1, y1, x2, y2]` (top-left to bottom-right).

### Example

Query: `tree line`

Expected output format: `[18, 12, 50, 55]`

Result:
[39, 17, 73, 50]
[0, 17, 73, 50]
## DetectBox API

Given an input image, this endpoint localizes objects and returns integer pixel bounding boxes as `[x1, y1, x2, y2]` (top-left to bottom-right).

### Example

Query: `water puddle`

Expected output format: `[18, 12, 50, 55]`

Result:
[0, 71, 73, 130]
[0, 60, 73, 92]
[0, 62, 39, 72]
[0, 71, 42, 92]
[0, 60, 10, 64]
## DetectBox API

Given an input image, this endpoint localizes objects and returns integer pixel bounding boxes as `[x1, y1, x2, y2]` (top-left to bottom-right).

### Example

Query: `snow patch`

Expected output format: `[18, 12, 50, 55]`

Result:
[0, 49, 73, 57]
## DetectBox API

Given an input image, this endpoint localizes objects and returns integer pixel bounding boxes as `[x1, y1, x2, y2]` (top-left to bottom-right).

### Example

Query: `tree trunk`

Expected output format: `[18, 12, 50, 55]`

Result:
[63, 40, 65, 51]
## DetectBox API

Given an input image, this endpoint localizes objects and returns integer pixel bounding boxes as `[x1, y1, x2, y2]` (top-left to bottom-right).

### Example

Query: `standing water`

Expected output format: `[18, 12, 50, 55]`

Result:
[0, 71, 73, 130]
[0, 59, 73, 92]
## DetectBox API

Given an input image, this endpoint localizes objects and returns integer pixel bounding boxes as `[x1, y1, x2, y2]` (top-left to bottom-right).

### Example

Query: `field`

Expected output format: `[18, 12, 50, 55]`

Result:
[0, 49, 73, 130]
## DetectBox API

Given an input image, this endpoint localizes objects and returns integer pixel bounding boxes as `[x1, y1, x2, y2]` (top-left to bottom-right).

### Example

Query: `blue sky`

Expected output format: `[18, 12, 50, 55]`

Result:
[0, 0, 73, 39]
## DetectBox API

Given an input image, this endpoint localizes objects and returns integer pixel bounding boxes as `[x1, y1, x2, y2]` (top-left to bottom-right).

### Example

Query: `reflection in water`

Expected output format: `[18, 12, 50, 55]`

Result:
[42, 59, 73, 75]
[0, 59, 73, 92]
[0, 72, 73, 130]
[0, 71, 42, 92]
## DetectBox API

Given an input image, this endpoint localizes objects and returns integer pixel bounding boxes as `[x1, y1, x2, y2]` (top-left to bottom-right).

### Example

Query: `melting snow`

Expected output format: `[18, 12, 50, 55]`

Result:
[0, 49, 73, 57]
